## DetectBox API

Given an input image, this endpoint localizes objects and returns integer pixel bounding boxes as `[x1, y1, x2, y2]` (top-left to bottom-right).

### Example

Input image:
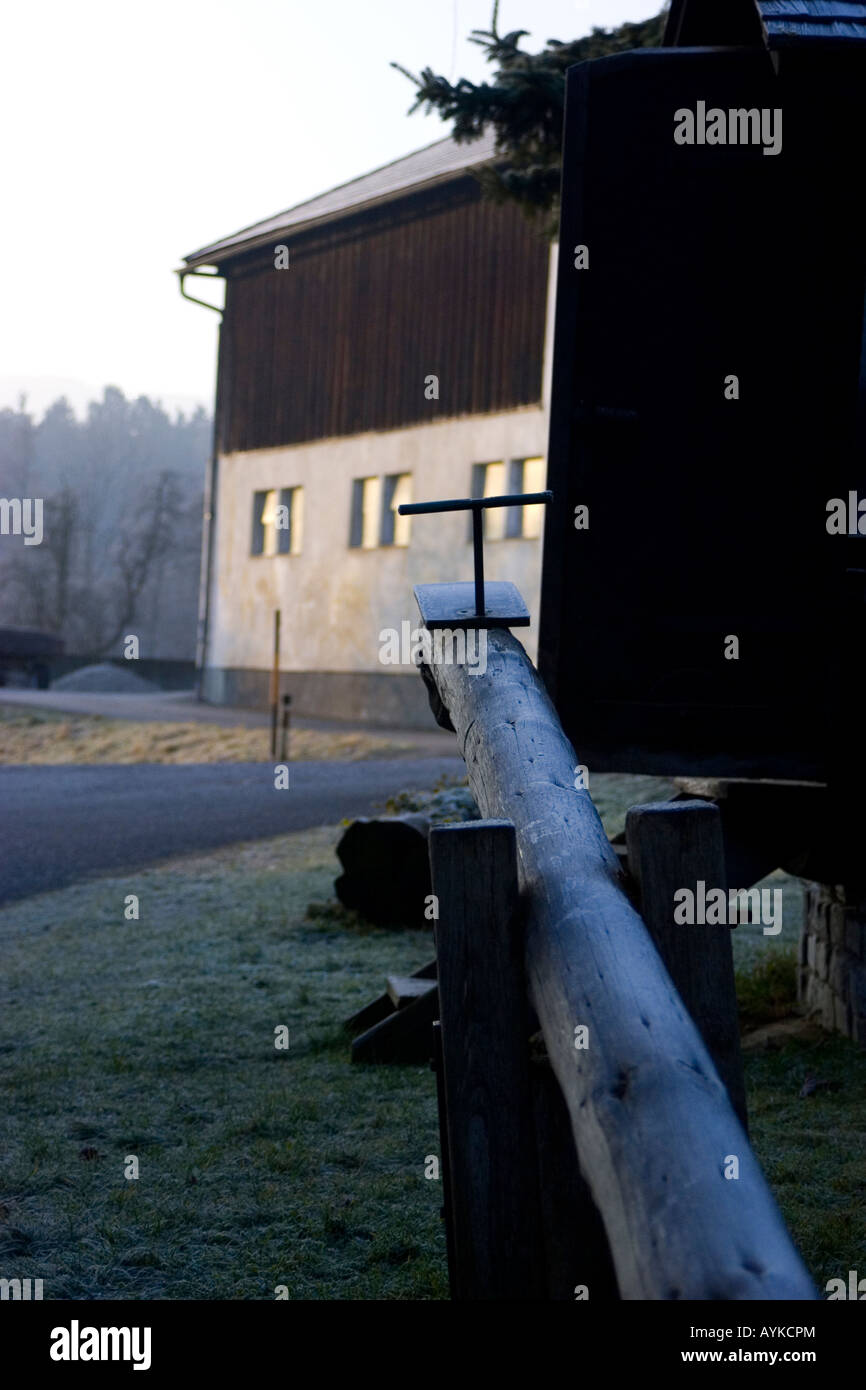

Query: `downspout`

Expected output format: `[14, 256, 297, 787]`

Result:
[176, 267, 224, 701]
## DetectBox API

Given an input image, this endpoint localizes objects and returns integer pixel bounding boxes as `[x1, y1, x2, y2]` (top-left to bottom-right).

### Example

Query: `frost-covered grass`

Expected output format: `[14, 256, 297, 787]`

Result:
[0, 826, 445, 1299]
[0, 706, 411, 765]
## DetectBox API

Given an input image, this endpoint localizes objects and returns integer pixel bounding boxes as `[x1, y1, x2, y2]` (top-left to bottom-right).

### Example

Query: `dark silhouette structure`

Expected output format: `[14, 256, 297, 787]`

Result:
[540, 0, 866, 890]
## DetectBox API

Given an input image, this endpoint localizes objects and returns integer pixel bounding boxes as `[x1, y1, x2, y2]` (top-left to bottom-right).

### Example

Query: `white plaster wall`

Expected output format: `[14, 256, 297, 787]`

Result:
[207, 405, 549, 676]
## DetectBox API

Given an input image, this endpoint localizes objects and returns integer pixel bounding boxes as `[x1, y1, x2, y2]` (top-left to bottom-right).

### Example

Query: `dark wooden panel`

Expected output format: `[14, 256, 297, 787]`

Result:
[539, 48, 866, 782]
[218, 179, 549, 451]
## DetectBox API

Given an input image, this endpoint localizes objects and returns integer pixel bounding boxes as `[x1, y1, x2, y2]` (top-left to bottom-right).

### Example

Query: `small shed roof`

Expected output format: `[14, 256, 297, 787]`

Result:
[664, 0, 866, 46]
[759, 0, 866, 43]
[183, 131, 498, 270]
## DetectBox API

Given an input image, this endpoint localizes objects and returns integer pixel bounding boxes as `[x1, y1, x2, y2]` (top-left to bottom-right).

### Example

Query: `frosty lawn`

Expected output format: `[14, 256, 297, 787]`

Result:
[1, 786, 862, 1299]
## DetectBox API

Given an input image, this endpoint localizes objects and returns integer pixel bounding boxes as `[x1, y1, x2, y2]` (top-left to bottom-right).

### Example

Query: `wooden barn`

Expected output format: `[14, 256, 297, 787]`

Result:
[180, 134, 555, 725]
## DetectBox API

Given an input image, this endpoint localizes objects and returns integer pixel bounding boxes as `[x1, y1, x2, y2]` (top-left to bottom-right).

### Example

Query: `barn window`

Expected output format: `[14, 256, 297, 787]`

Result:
[381, 473, 412, 547]
[251, 489, 274, 555]
[349, 477, 382, 549]
[505, 457, 546, 538]
[469, 461, 506, 540]
[277, 487, 304, 555]
[252, 487, 304, 556]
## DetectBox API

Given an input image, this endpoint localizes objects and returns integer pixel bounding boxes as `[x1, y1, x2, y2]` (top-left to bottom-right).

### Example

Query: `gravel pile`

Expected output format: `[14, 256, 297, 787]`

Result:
[52, 663, 159, 694]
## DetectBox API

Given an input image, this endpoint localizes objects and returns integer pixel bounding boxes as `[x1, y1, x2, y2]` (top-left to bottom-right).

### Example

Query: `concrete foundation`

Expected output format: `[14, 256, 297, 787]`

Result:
[799, 882, 866, 1044]
[200, 665, 434, 729]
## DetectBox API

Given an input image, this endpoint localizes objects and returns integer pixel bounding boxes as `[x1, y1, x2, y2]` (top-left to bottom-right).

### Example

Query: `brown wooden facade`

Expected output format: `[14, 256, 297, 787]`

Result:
[216, 177, 550, 453]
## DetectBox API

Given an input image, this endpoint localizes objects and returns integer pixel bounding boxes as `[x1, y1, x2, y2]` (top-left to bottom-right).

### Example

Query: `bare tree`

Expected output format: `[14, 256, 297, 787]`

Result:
[0, 390, 209, 660]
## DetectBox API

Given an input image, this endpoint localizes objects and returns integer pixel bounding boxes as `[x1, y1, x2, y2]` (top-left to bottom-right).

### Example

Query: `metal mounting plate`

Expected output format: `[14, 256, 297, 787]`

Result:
[413, 581, 530, 630]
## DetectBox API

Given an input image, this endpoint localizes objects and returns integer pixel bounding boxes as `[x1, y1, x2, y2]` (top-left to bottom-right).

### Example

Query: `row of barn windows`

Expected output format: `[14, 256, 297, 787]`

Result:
[250, 457, 546, 557]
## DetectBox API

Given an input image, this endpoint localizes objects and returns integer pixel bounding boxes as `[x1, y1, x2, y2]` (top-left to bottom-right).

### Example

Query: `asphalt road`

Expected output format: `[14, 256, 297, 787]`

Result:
[0, 756, 464, 906]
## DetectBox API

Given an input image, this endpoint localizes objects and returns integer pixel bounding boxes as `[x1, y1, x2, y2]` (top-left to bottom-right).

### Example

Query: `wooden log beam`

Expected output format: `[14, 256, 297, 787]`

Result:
[335, 814, 431, 927]
[423, 630, 816, 1300]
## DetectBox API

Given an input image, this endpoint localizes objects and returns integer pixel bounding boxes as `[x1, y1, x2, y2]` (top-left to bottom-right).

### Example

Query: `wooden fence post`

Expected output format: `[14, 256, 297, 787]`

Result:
[625, 799, 748, 1131]
[430, 820, 546, 1300]
[528, 1043, 620, 1301]
[430, 1021, 457, 1298]
[424, 631, 815, 1299]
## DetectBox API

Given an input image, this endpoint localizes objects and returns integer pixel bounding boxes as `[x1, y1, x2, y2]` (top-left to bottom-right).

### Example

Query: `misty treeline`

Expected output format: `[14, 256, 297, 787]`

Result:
[0, 388, 209, 659]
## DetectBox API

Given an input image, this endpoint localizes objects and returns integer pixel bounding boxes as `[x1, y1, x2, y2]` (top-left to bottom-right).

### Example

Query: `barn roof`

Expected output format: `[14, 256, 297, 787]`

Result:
[183, 131, 498, 270]
[664, 0, 866, 46]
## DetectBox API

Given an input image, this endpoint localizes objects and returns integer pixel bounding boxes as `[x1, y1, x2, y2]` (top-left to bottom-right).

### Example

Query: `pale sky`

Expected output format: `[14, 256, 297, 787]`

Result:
[1, 0, 661, 419]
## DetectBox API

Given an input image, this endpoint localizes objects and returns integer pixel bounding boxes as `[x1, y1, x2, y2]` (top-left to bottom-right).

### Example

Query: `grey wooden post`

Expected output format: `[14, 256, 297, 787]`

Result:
[429, 819, 546, 1300]
[625, 799, 748, 1131]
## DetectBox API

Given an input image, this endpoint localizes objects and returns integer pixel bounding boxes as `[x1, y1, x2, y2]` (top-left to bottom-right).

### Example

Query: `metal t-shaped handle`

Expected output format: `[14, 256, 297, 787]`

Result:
[399, 491, 552, 617]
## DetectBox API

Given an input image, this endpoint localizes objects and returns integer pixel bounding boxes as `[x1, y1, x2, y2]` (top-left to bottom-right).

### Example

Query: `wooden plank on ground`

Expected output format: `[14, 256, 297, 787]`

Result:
[386, 975, 436, 1008]
[350, 981, 439, 1064]
[344, 958, 436, 1034]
